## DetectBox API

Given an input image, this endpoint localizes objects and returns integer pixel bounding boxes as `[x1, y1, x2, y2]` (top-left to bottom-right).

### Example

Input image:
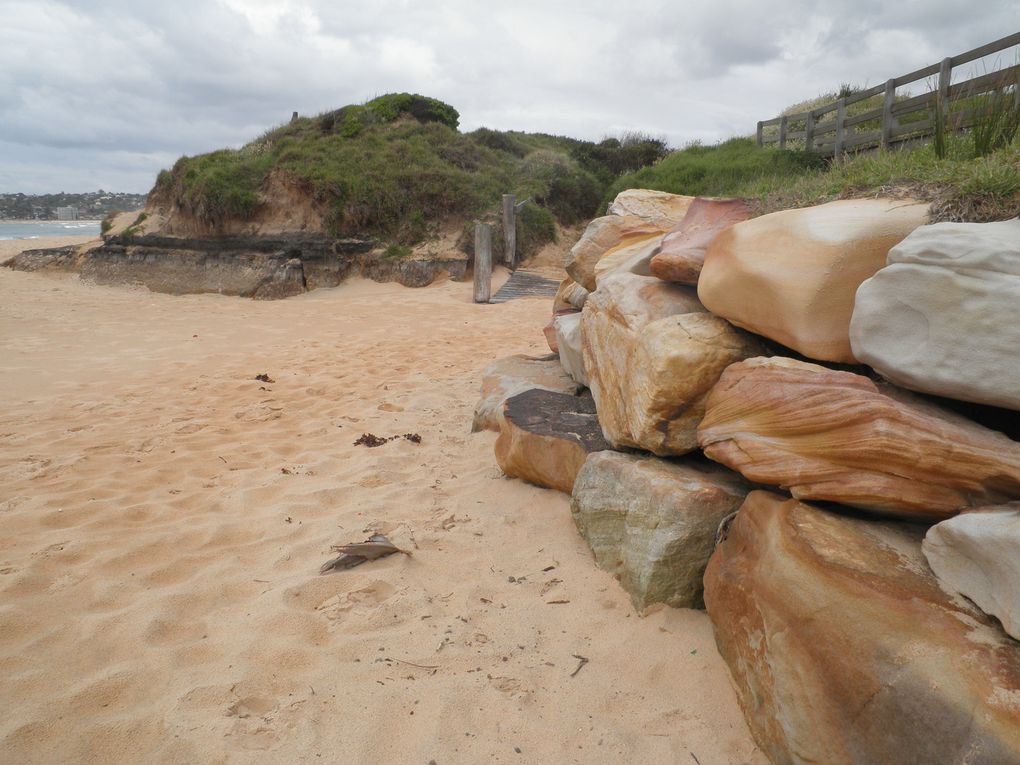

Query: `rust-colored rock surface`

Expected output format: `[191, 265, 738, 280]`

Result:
[698, 357, 1020, 520]
[552, 278, 589, 312]
[583, 273, 762, 456]
[649, 197, 753, 285]
[565, 215, 669, 292]
[697, 199, 929, 363]
[704, 491, 1020, 765]
[494, 389, 609, 494]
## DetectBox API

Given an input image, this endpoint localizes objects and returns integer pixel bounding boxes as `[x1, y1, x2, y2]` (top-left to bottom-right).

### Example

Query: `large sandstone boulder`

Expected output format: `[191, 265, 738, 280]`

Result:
[649, 197, 753, 285]
[553, 311, 587, 387]
[607, 189, 695, 228]
[583, 272, 764, 456]
[698, 199, 929, 363]
[698, 357, 1020, 520]
[472, 354, 582, 433]
[571, 451, 748, 611]
[924, 504, 1020, 641]
[851, 219, 1020, 410]
[705, 490, 1020, 765]
[494, 389, 609, 493]
[591, 235, 662, 287]
[565, 215, 669, 292]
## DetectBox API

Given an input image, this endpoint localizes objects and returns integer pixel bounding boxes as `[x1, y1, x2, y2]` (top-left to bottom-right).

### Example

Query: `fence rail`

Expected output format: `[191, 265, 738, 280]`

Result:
[757, 32, 1020, 156]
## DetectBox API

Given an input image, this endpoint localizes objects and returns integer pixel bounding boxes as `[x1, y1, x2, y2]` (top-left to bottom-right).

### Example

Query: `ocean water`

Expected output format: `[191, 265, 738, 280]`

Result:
[0, 221, 102, 240]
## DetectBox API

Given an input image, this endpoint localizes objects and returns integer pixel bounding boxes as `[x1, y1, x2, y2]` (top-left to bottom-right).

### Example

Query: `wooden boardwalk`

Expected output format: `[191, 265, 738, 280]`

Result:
[489, 269, 561, 304]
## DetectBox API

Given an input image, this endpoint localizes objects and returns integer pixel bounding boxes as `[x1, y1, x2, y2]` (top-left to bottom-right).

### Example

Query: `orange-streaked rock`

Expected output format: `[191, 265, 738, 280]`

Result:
[494, 389, 609, 494]
[552, 278, 589, 312]
[705, 491, 1020, 765]
[582, 273, 763, 456]
[472, 354, 581, 433]
[565, 215, 671, 292]
[698, 357, 1020, 519]
[697, 198, 929, 363]
[649, 197, 753, 285]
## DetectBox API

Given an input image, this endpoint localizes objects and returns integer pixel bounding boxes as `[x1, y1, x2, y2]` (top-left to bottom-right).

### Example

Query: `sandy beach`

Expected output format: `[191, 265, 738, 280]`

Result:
[0, 239, 764, 764]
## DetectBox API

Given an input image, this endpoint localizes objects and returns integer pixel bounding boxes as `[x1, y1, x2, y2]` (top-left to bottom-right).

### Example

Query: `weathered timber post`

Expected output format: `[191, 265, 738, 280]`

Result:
[881, 78, 896, 149]
[804, 111, 815, 152]
[291, 111, 299, 123]
[834, 98, 847, 156]
[937, 57, 953, 129]
[473, 223, 492, 303]
[756, 121, 764, 147]
[502, 194, 516, 269]
[779, 115, 789, 149]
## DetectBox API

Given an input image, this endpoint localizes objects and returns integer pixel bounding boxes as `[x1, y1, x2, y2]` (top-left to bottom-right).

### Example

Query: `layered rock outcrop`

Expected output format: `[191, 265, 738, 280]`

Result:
[472, 354, 582, 433]
[698, 357, 1020, 520]
[924, 504, 1020, 641]
[571, 451, 748, 611]
[493, 389, 608, 493]
[705, 490, 1020, 765]
[697, 199, 929, 363]
[649, 197, 753, 285]
[583, 273, 763, 456]
[851, 218, 1020, 410]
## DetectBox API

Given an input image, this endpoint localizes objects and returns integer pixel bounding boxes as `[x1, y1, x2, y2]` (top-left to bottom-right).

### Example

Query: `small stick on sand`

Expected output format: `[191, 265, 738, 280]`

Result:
[569, 654, 589, 677]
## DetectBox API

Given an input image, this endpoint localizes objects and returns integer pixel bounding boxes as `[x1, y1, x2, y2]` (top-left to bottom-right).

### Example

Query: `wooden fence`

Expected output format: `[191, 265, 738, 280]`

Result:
[757, 32, 1020, 156]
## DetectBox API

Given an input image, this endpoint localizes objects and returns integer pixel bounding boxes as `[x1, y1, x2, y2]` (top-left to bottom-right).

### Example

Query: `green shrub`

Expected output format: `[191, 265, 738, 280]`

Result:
[517, 203, 557, 255]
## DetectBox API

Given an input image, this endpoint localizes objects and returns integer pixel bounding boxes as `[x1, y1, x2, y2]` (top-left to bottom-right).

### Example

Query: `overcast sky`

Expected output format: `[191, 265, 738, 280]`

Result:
[1, 0, 1018, 193]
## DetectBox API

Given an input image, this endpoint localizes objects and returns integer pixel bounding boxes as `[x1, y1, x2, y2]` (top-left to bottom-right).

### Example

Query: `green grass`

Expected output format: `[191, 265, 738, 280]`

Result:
[152, 93, 666, 250]
[121, 212, 149, 239]
[604, 133, 1020, 223]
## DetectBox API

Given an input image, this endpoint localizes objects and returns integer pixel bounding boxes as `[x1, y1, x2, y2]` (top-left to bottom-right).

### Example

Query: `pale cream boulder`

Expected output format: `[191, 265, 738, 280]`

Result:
[472, 354, 582, 432]
[705, 490, 1020, 765]
[591, 235, 662, 286]
[582, 272, 764, 456]
[552, 277, 589, 312]
[553, 311, 587, 387]
[698, 198, 929, 363]
[698, 357, 1020, 520]
[565, 215, 668, 292]
[924, 503, 1020, 641]
[571, 451, 748, 611]
[607, 189, 695, 228]
[649, 197, 753, 285]
[851, 219, 1020, 410]
[494, 389, 608, 494]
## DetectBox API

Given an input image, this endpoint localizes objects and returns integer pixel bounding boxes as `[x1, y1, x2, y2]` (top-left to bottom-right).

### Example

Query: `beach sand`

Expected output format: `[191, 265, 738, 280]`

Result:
[0, 240, 765, 764]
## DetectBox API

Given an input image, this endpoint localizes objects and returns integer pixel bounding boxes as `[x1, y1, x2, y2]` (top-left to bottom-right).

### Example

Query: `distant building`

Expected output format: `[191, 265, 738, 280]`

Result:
[56, 206, 79, 220]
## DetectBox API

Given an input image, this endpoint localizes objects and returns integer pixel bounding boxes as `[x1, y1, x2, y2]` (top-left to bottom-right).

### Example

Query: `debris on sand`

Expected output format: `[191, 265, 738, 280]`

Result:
[254, 373, 275, 383]
[319, 534, 411, 574]
[353, 433, 422, 447]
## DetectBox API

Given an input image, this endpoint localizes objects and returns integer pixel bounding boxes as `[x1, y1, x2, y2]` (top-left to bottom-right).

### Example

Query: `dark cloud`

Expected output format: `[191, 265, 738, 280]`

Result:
[1, 0, 1017, 192]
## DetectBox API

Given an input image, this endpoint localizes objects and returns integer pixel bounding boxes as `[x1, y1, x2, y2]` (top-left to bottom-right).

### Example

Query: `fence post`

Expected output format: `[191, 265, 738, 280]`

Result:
[937, 56, 953, 127]
[502, 194, 516, 270]
[473, 223, 492, 303]
[804, 111, 815, 152]
[778, 116, 789, 149]
[834, 98, 847, 156]
[881, 79, 896, 149]
[756, 121, 764, 147]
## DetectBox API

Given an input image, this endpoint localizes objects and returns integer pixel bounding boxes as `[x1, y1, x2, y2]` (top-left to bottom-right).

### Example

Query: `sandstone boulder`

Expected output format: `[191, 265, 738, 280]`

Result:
[924, 503, 1020, 641]
[649, 197, 753, 285]
[571, 451, 748, 611]
[472, 354, 582, 433]
[705, 490, 1020, 765]
[698, 357, 1020, 520]
[591, 235, 662, 287]
[565, 215, 670, 292]
[542, 309, 578, 354]
[851, 219, 1020, 410]
[698, 198, 929, 363]
[583, 273, 763, 455]
[494, 389, 609, 493]
[607, 189, 695, 228]
[552, 278, 589, 312]
[553, 311, 587, 387]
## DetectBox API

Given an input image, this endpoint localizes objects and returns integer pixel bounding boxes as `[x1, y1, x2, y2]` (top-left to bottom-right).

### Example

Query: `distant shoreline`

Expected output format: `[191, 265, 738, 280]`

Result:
[0, 218, 104, 224]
